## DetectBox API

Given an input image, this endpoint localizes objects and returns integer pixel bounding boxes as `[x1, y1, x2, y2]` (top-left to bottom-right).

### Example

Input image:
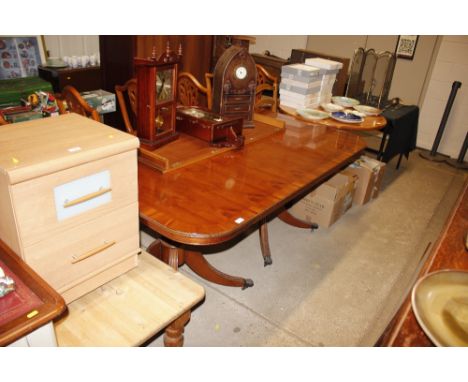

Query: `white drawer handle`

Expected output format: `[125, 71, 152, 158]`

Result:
[63, 187, 112, 208]
[71, 240, 116, 264]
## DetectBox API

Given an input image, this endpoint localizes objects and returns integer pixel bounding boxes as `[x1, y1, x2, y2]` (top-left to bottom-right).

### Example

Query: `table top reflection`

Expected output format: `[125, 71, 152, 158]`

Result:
[138, 114, 367, 247]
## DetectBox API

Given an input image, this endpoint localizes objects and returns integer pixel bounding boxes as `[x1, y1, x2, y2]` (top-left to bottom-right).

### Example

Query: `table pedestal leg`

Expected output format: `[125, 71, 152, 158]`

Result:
[146, 238, 162, 260]
[185, 250, 253, 289]
[259, 220, 272, 266]
[164, 311, 190, 347]
[146, 238, 253, 289]
[278, 210, 318, 230]
[147, 239, 183, 269]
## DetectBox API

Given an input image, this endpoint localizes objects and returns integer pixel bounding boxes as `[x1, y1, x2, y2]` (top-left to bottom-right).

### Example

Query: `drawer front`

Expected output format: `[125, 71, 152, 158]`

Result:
[224, 95, 252, 104]
[58, 68, 102, 92]
[53, 170, 112, 221]
[22, 202, 139, 293]
[224, 103, 251, 113]
[11, 150, 137, 247]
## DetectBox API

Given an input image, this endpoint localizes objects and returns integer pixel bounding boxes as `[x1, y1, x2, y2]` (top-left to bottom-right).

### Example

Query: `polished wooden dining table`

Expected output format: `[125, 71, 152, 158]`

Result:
[138, 113, 367, 288]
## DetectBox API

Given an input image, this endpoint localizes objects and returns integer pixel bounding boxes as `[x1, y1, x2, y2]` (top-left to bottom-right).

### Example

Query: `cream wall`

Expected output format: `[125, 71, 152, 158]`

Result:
[250, 35, 307, 60]
[306, 35, 368, 60]
[253, 35, 439, 106]
[306, 35, 438, 105]
[43, 35, 99, 58]
[418, 36, 468, 159]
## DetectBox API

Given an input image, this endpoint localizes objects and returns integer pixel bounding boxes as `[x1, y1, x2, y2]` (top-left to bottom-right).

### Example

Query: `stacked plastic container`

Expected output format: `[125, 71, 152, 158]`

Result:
[279, 64, 321, 109]
[304, 58, 343, 105]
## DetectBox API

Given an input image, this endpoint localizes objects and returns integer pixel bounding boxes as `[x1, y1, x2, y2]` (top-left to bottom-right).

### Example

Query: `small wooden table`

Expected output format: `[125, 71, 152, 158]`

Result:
[54, 251, 205, 347]
[279, 104, 387, 132]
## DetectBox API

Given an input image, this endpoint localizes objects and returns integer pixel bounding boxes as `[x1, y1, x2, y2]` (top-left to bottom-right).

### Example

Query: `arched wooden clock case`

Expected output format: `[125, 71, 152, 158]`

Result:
[212, 46, 257, 127]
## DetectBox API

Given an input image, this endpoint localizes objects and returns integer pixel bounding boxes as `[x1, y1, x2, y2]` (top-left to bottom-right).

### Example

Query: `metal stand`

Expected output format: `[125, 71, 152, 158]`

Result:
[446, 131, 468, 170]
[420, 81, 462, 162]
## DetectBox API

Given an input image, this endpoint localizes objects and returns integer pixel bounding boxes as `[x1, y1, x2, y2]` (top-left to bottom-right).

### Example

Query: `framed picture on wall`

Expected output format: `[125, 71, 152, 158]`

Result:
[395, 35, 419, 60]
[0, 36, 46, 79]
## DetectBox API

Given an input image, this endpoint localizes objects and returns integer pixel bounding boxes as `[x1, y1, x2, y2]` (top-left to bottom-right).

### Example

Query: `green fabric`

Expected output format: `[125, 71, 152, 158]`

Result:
[0, 77, 53, 107]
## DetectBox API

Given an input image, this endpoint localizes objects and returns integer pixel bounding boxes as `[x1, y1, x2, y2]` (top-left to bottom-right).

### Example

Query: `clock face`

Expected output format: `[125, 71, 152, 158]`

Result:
[155, 69, 173, 102]
[235, 66, 247, 80]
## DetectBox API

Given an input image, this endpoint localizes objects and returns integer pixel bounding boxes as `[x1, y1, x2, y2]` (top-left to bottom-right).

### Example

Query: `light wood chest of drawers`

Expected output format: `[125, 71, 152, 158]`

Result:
[0, 114, 140, 303]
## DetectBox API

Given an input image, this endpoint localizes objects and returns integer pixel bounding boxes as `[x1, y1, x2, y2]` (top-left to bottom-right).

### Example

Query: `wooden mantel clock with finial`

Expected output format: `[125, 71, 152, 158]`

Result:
[134, 42, 182, 149]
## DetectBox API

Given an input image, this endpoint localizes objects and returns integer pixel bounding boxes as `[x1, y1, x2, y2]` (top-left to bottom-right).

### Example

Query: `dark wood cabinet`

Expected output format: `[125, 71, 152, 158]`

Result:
[38, 65, 102, 93]
[251, 53, 288, 80]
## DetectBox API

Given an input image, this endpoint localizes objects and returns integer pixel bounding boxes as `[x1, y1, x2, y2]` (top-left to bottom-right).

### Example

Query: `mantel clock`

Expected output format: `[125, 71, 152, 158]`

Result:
[134, 43, 182, 149]
[212, 46, 257, 127]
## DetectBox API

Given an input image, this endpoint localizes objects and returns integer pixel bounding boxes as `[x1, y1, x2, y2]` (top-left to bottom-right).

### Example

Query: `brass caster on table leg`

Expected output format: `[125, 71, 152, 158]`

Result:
[242, 279, 254, 290]
[263, 256, 273, 267]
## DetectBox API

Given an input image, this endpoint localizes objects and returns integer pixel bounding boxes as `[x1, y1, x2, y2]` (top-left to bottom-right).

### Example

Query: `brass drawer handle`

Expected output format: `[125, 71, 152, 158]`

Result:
[63, 187, 112, 208]
[71, 240, 116, 264]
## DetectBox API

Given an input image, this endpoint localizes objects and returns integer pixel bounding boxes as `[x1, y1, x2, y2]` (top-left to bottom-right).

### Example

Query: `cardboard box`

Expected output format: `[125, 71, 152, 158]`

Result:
[288, 173, 358, 228]
[341, 156, 386, 205]
[81, 89, 116, 114]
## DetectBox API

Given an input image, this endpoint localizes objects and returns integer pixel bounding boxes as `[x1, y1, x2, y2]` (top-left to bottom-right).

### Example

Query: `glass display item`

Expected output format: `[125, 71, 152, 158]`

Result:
[134, 43, 182, 149]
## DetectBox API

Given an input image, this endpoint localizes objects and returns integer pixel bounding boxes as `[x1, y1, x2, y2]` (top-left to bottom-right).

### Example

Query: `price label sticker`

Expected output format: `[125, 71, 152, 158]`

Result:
[67, 146, 82, 153]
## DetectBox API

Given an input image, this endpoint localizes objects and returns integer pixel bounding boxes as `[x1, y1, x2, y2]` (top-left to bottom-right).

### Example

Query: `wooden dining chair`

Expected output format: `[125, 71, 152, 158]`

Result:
[177, 72, 213, 110]
[115, 78, 138, 135]
[204, 73, 213, 110]
[56, 85, 100, 122]
[255, 64, 279, 113]
[0, 113, 9, 126]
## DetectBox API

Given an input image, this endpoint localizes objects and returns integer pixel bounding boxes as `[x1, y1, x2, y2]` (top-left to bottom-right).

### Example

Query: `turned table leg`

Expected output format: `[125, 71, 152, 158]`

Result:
[147, 238, 191, 347]
[164, 311, 191, 347]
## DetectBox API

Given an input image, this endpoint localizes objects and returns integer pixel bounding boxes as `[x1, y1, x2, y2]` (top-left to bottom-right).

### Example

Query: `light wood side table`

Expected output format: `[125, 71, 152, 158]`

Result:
[54, 250, 205, 347]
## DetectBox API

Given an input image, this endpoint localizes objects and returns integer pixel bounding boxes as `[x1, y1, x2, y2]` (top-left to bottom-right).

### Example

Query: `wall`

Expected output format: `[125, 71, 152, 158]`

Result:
[250, 35, 307, 60]
[254, 35, 461, 156]
[43, 35, 99, 59]
[252, 35, 438, 105]
[306, 35, 438, 105]
[418, 36, 468, 159]
[43, 35, 465, 159]
[306, 35, 368, 60]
